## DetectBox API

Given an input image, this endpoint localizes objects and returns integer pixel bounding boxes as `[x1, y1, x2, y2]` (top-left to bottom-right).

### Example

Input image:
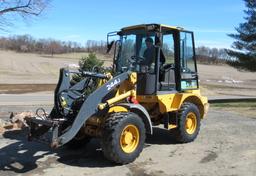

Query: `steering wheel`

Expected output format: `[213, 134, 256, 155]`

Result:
[161, 63, 175, 72]
[129, 56, 144, 64]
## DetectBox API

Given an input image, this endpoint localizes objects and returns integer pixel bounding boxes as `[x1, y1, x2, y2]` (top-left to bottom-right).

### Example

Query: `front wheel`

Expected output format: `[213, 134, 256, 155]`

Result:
[101, 112, 146, 164]
[173, 102, 201, 143]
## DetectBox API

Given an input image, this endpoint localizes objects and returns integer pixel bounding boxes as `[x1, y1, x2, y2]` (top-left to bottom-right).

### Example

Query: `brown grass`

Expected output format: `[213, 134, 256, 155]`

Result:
[0, 84, 56, 94]
[212, 102, 256, 119]
[0, 50, 255, 97]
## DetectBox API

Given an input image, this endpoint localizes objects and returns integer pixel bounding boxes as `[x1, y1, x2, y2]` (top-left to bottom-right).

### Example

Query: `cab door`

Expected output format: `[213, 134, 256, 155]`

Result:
[159, 32, 176, 91]
[179, 32, 199, 90]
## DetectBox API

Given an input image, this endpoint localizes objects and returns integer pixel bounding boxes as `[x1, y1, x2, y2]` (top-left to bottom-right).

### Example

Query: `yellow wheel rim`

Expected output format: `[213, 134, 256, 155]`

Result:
[185, 112, 197, 134]
[120, 124, 140, 153]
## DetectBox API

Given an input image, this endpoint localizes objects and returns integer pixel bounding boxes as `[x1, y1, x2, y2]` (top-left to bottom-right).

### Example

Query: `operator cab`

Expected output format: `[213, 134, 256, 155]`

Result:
[108, 24, 199, 95]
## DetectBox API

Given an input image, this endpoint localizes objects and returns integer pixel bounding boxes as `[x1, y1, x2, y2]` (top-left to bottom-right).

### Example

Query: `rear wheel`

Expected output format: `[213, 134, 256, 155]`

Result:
[173, 102, 200, 143]
[101, 112, 146, 164]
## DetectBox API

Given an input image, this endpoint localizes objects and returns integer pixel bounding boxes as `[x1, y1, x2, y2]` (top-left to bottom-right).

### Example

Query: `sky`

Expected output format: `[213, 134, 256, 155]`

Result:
[0, 0, 246, 49]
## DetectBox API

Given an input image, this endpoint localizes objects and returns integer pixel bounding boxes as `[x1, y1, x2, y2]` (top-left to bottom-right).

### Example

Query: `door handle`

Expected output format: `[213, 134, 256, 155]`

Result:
[191, 73, 198, 78]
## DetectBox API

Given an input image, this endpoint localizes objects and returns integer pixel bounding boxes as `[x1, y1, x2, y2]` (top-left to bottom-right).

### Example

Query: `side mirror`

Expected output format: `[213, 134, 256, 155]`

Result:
[107, 41, 114, 53]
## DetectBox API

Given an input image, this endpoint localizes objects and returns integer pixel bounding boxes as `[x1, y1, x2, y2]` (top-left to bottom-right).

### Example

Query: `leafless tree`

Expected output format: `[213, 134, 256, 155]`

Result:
[196, 46, 230, 65]
[0, 0, 50, 30]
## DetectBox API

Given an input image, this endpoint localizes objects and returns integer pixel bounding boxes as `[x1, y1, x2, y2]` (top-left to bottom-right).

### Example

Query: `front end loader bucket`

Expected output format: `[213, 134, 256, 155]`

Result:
[26, 116, 62, 148]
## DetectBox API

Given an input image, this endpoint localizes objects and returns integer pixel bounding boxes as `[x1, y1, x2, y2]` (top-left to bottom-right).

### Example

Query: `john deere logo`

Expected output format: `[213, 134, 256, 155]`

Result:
[106, 78, 120, 90]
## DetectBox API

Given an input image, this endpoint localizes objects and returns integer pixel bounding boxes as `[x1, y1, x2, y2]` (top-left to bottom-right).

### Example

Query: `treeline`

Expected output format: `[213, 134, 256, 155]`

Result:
[0, 34, 108, 55]
[85, 40, 107, 53]
[196, 46, 230, 65]
[0, 34, 231, 65]
[0, 35, 83, 55]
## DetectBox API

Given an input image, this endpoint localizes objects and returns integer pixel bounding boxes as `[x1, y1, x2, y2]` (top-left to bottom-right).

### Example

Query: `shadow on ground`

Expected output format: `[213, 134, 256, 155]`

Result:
[0, 129, 52, 174]
[0, 126, 178, 174]
[0, 129, 113, 174]
[146, 127, 179, 145]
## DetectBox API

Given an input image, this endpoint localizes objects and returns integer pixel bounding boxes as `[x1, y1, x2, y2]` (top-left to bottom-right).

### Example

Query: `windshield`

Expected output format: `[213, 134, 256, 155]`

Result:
[116, 30, 156, 73]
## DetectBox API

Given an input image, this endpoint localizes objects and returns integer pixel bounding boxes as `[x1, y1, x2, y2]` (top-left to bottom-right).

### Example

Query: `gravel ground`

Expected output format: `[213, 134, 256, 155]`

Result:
[0, 107, 255, 176]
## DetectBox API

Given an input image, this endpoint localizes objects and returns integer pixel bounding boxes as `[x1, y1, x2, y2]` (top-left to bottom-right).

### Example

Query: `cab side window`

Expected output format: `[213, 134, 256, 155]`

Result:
[159, 33, 175, 91]
[180, 32, 198, 90]
[162, 34, 175, 65]
[180, 32, 196, 73]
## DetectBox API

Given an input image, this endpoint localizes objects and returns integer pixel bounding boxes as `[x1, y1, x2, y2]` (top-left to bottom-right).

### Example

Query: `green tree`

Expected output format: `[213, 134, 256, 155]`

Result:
[226, 0, 256, 71]
[72, 53, 104, 83]
[79, 52, 104, 71]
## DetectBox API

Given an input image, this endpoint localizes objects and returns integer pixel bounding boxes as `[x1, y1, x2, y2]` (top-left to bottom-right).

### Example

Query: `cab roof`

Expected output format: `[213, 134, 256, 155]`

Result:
[121, 23, 184, 32]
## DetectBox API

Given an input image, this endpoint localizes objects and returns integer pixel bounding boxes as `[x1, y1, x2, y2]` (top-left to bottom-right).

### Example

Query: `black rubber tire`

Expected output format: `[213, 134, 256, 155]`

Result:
[101, 112, 146, 164]
[173, 102, 201, 143]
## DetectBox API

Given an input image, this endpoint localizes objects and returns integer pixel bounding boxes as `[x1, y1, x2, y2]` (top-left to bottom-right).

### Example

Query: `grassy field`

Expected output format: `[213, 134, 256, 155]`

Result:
[0, 50, 255, 97]
[211, 102, 256, 118]
[41, 52, 113, 64]
[0, 84, 56, 94]
[0, 50, 112, 84]
[200, 83, 256, 97]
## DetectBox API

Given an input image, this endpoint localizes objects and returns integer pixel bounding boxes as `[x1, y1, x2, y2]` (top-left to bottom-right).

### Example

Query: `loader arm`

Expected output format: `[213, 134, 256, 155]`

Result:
[57, 72, 130, 146]
[28, 71, 131, 148]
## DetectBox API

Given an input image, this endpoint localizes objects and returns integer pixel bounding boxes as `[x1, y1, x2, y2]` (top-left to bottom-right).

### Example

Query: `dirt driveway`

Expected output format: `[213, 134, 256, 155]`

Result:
[0, 107, 255, 176]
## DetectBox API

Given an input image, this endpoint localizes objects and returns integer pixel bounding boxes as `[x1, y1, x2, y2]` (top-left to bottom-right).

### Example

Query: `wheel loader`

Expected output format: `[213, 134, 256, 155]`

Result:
[27, 24, 209, 164]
